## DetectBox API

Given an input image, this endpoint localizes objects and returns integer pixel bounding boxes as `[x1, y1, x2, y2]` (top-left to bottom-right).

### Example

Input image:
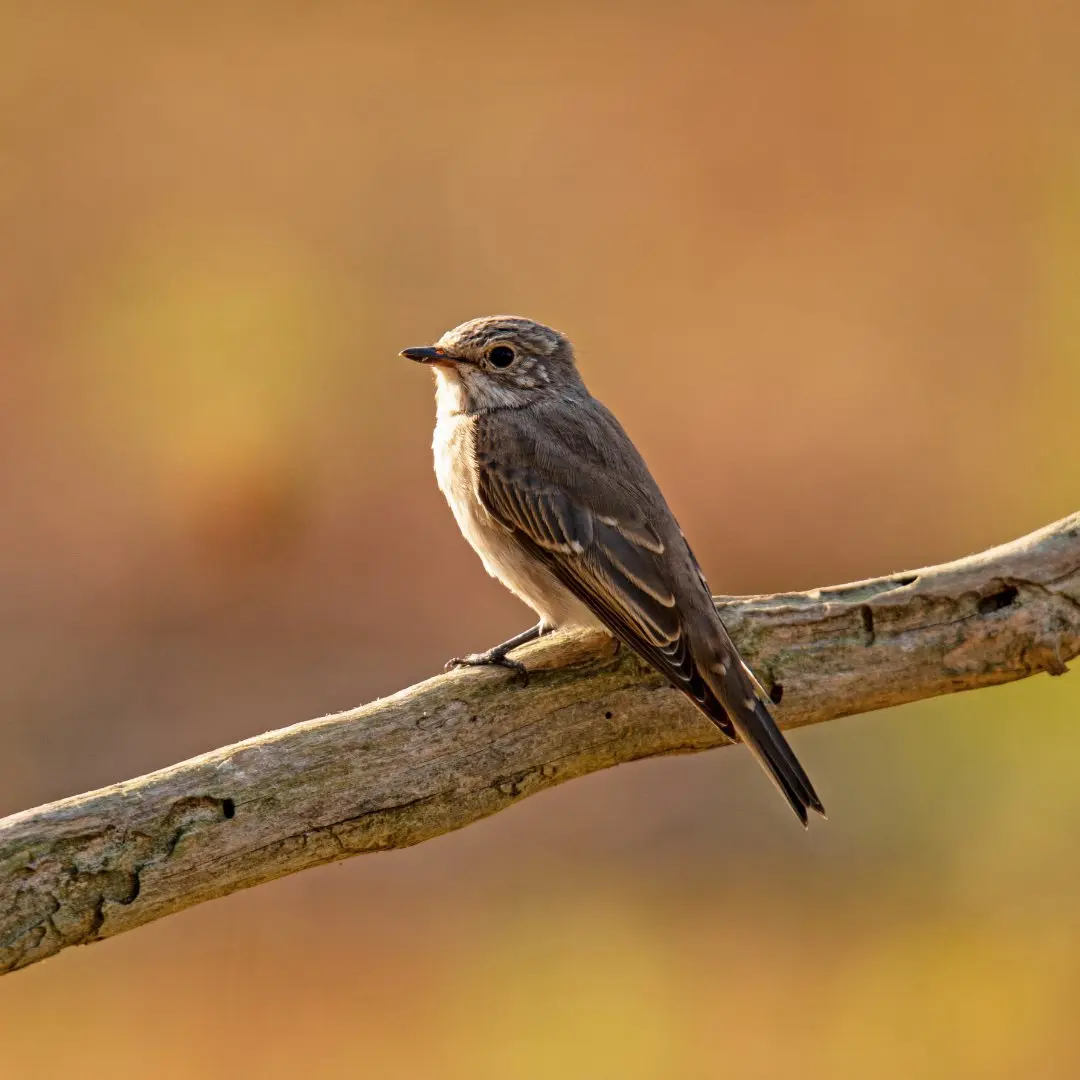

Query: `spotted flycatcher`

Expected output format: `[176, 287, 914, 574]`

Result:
[403, 315, 824, 825]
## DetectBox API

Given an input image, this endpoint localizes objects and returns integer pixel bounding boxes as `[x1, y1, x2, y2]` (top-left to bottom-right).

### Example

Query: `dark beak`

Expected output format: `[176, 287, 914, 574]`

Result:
[401, 345, 446, 364]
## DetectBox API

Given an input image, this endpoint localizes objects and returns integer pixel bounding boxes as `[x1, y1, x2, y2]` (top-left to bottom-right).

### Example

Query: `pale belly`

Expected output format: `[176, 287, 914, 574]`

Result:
[432, 412, 602, 631]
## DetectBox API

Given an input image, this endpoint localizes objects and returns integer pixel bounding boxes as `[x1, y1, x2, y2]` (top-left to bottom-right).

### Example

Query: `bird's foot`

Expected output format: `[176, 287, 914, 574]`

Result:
[445, 650, 530, 685]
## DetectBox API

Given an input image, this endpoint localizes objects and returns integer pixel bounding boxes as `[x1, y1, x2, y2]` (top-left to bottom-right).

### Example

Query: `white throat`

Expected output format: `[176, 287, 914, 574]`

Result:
[433, 367, 467, 419]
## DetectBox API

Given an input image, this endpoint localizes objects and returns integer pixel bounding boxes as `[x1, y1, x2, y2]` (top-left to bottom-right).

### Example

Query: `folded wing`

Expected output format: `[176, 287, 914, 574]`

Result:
[472, 410, 824, 823]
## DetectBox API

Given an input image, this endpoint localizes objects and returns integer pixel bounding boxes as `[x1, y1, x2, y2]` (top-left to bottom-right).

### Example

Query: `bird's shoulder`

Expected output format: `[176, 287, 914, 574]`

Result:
[472, 395, 685, 565]
[473, 395, 661, 507]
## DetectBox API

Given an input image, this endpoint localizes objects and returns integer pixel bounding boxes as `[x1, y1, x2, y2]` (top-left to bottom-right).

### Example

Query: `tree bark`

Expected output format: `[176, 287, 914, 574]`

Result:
[2, 513, 1078, 977]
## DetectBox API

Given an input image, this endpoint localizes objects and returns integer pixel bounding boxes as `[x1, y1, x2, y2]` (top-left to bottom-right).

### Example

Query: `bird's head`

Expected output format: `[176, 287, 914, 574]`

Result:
[401, 315, 580, 413]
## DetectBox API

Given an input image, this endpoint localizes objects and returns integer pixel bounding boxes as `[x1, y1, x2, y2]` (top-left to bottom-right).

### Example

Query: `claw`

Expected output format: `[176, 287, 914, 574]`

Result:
[445, 652, 530, 686]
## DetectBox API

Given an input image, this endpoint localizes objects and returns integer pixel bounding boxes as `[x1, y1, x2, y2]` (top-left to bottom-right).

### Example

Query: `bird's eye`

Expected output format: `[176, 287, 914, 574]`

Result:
[488, 345, 515, 368]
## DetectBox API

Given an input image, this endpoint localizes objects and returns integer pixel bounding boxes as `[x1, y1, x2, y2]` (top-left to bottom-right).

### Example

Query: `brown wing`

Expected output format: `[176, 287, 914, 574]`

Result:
[474, 438, 736, 737]
[472, 405, 823, 823]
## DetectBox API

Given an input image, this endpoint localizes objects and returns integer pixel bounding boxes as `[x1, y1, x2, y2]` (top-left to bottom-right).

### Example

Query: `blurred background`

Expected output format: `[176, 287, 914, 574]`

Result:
[1, 1, 1079, 1076]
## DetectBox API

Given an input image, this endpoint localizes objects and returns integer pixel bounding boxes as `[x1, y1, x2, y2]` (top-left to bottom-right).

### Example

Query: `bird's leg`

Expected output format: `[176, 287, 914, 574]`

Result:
[445, 623, 548, 684]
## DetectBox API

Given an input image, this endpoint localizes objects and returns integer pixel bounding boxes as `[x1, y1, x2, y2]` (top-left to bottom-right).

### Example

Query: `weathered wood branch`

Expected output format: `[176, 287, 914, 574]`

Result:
[2, 514, 1078, 976]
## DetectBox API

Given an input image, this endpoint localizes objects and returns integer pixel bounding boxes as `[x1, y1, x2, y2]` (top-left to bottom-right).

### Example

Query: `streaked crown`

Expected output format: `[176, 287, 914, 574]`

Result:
[437, 315, 568, 362]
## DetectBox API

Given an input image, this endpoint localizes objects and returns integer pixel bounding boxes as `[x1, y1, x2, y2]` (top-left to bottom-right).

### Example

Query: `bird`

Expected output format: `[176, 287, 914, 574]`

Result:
[402, 315, 824, 826]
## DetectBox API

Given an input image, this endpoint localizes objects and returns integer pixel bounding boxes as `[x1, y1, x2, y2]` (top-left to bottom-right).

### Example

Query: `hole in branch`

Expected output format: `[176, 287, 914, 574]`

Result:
[978, 585, 1019, 615]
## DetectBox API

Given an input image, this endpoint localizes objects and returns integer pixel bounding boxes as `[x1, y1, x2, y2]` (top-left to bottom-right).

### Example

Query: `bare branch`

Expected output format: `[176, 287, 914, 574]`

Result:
[2, 513, 1078, 976]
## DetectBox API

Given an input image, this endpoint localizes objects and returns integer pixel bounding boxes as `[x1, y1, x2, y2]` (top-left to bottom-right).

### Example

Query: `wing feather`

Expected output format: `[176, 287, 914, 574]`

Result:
[473, 443, 729, 730]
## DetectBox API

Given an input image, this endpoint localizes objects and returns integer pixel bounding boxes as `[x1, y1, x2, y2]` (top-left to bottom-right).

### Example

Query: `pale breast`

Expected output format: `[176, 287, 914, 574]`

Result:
[431, 411, 599, 631]
[432, 412, 483, 543]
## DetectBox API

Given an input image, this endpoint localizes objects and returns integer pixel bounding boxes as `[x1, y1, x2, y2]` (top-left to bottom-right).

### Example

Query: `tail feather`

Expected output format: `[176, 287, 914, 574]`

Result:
[699, 651, 825, 826]
[732, 695, 824, 825]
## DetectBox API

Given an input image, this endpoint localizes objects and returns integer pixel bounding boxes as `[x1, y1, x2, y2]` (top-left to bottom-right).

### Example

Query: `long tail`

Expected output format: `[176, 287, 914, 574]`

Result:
[696, 640, 825, 827]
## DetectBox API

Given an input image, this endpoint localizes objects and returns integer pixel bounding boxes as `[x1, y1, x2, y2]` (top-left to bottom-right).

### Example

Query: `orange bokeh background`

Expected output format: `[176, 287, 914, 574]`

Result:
[2, 3, 1079, 1077]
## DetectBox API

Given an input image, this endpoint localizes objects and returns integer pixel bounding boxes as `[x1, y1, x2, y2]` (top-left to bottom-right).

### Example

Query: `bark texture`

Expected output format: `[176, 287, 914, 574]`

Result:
[2, 513, 1078, 977]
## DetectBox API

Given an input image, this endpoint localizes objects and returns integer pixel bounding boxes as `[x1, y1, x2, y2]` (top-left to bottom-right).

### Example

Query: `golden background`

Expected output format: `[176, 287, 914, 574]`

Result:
[1, 3, 1079, 1076]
